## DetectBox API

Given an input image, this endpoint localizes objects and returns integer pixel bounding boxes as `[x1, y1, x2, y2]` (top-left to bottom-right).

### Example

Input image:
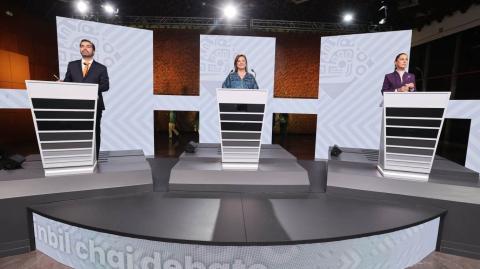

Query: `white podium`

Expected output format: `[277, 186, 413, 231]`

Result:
[216, 88, 267, 170]
[377, 92, 451, 181]
[26, 80, 99, 176]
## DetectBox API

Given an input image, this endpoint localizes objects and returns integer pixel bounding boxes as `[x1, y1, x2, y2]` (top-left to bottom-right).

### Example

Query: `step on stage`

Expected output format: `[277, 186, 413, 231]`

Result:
[169, 144, 311, 192]
[327, 147, 480, 259]
[29, 191, 444, 269]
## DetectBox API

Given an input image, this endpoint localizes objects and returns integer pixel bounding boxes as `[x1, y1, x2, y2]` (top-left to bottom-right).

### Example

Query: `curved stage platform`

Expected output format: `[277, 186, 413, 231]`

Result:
[1, 146, 480, 268]
[29, 191, 444, 269]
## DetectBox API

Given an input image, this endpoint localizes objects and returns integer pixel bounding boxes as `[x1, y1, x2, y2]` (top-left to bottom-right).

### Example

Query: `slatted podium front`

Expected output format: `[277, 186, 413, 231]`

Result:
[217, 89, 268, 170]
[377, 92, 451, 181]
[26, 80, 98, 176]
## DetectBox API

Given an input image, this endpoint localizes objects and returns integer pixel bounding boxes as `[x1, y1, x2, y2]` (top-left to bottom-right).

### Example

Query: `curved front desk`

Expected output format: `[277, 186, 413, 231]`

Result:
[29, 192, 444, 269]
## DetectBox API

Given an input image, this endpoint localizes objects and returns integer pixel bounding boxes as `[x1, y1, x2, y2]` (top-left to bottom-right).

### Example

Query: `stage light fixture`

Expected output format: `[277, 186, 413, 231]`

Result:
[102, 3, 118, 15]
[76, 1, 89, 14]
[378, 4, 388, 25]
[343, 13, 353, 23]
[223, 4, 238, 19]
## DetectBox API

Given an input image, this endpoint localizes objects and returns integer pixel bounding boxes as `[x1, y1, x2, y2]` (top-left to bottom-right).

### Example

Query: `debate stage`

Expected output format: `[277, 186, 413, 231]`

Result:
[1, 145, 480, 268]
[0, 150, 153, 257]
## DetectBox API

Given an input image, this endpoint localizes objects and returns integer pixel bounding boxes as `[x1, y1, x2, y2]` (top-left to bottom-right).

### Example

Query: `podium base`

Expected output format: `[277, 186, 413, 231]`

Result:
[44, 162, 97, 177]
[377, 165, 429, 182]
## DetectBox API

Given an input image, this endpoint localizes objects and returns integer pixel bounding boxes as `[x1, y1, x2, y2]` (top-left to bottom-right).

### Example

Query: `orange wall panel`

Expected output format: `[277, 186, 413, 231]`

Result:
[153, 30, 199, 96]
[0, 50, 11, 88]
[274, 34, 320, 99]
[0, 8, 57, 155]
[9, 50, 30, 89]
[0, 50, 29, 89]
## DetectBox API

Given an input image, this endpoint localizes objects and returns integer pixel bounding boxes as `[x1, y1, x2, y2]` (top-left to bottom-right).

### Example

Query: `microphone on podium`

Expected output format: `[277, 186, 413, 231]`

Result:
[53, 74, 60, 81]
[251, 69, 256, 78]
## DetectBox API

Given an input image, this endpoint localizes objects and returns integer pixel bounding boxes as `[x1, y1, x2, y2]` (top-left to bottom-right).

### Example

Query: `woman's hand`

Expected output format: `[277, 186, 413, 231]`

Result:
[405, 83, 415, 89]
[398, 85, 410, 92]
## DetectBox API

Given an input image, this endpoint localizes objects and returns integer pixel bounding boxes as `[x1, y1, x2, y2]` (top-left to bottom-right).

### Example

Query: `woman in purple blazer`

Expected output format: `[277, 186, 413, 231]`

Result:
[381, 53, 416, 94]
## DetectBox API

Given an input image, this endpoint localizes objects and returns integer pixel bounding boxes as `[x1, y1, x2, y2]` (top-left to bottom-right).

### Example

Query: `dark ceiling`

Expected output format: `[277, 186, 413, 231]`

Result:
[2, 0, 480, 30]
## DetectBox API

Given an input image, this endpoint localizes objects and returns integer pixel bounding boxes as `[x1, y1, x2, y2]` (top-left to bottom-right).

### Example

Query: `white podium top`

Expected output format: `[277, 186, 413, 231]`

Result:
[217, 88, 268, 104]
[383, 92, 450, 108]
[26, 80, 98, 100]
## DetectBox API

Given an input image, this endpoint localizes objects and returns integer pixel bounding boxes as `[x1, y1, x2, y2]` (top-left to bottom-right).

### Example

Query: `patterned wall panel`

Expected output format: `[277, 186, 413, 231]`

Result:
[56, 17, 154, 155]
[315, 31, 412, 159]
[198, 35, 276, 144]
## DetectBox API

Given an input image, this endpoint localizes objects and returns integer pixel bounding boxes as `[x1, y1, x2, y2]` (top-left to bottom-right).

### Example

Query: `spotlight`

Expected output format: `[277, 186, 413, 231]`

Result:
[343, 13, 354, 23]
[76, 1, 89, 14]
[102, 3, 118, 15]
[223, 4, 238, 20]
[378, 4, 388, 25]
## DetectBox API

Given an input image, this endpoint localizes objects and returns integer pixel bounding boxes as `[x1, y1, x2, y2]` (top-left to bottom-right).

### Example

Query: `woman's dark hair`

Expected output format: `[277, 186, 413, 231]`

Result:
[80, 39, 95, 51]
[394, 53, 408, 70]
[234, 54, 248, 72]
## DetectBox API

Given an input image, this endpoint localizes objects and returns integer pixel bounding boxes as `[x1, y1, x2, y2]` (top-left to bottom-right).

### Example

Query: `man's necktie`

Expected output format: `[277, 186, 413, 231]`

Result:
[83, 62, 91, 77]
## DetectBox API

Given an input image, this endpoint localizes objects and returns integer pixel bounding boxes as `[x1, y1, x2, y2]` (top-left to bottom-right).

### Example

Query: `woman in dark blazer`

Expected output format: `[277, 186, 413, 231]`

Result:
[381, 53, 416, 94]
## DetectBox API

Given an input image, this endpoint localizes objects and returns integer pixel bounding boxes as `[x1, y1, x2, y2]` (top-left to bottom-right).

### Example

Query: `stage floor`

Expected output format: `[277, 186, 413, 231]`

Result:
[327, 147, 480, 259]
[28, 190, 444, 268]
[0, 150, 152, 199]
[328, 147, 480, 204]
[0, 150, 153, 257]
[29, 191, 444, 245]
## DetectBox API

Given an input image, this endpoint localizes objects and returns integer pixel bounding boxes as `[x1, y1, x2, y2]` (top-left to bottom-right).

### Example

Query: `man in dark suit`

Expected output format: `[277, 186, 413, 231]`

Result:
[64, 39, 109, 159]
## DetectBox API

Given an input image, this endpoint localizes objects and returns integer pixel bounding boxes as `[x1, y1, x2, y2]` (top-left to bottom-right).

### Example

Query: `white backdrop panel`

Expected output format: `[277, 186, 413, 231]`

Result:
[199, 35, 276, 144]
[56, 17, 154, 155]
[315, 30, 412, 159]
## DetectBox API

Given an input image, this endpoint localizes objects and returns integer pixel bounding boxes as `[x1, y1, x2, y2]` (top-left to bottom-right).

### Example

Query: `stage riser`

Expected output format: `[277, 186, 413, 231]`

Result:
[329, 147, 480, 259]
[0, 185, 152, 258]
[168, 144, 311, 193]
[31, 212, 440, 269]
[0, 151, 152, 258]
[328, 186, 480, 260]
